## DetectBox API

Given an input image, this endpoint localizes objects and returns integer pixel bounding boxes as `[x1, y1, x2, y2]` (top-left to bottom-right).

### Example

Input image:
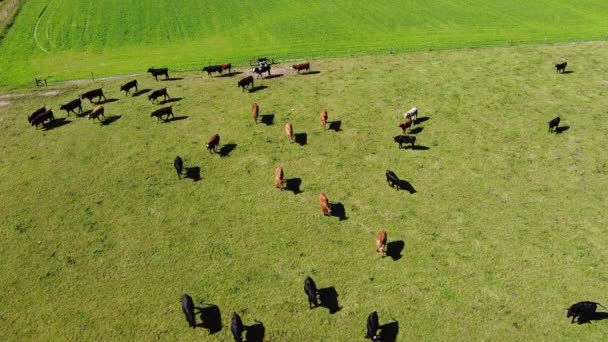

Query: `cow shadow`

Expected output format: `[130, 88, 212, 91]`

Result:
[219, 143, 237, 157]
[161, 77, 184, 81]
[318, 287, 341, 314]
[163, 116, 189, 122]
[245, 321, 265, 342]
[409, 127, 424, 134]
[159, 97, 183, 105]
[265, 73, 284, 79]
[406, 145, 430, 151]
[42, 118, 71, 130]
[285, 178, 302, 194]
[101, 115, 121, 126]
[97, 98, 119, 105]
[294, 133, 307, 146]
[330, 202, 347, 221]
[575, 312, 608, 324]
[196, 304, 222, 334]
[184, 167, 201, 181]
[379, 321, 399, 342]
[329, 120, 342, 132]
[260, 113, 274, 125]
[76, 109, 92, 118]
[301, 71, 321, 75]
[414, 117, 430, 124]
[219, 71, 242, 77]
[386, 241, 405, 261]
[556, 126, 570, 134]
[561, 70, 574, 74]
[397, 180, 416, 194]
[248, 85, 268, 93]
[132, 89, 151, 97]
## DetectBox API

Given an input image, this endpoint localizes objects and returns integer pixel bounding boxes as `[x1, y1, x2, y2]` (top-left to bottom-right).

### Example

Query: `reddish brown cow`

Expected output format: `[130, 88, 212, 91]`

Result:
[252, 102, 259, 124]
[398, 118, 413, 133]
[319, 192, 331, 216]
[221, 63, 232, 73]
[207, 133, 220, 153]
[321, 110, 328, 128]
[274, 166, 284, 189]
[285, 122, 294, 142]
[292, 62, 310, 73]
[376, 229, 387, 257]
[89, 105, 105, 122]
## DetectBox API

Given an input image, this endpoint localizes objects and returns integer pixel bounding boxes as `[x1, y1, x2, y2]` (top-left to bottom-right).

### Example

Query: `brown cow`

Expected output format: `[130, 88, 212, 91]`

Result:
[252, 102, 259, 124]
[321, 110, 328, 128]
[285, 122, 294, 142]
[292, 62, 310, 73]
[89, 105, 105, 122]
[319, 192, 331, 216]
[376, 229, 387, 257]
[221, 63, 232, 73]
[398, 118, 413, 133]
[207, 133, 220, 153]
[274, 166, 284, 189]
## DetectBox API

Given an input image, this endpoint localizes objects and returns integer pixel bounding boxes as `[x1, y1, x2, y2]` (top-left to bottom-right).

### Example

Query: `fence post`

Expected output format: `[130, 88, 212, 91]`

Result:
[91, 72, 94, 81]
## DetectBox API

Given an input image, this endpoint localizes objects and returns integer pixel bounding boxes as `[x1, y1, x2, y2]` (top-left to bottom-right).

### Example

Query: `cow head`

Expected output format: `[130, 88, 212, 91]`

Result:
[566, 307, 575, 318]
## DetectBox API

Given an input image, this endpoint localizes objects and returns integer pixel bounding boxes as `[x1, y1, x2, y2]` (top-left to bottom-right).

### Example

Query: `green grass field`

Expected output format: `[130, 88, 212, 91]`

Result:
[1, 41, 608, 340]
[2, 0, 608, 88]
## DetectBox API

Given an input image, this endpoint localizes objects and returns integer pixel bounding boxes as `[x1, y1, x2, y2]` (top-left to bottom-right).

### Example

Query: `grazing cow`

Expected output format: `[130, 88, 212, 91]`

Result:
[181, 294, 196, 328]
[31, 109, 55, 129]
[274, 166, 284, 189]
[398, 118, 413, 133]
[174, 156, 183, 179]
[207, 133, 220, 153]
[403, 107, 418, 121]
[285, 122, 294, 142]
[231, 312, 244, 342]
[221, 63, 232, 73]
[202, 65, 223, 76]
[376, 229, 387, 257]
[548, 117, 560, 133]
[252, 102, 259, 123]
[151, 106, 174, 122]
[148, 88, 170, 103]
[88, 105, 105, 122]
[253, 64, 271, 78]
[321, 110, 328, 128]
[28, 106, 47, 123]
[81, 88, 107, 104]
[60, 98, 82, 116]
[393, 135, 416, 149]
[304, 276, 319, 308]
[567, 301, 606, 323]
[319, 192, 331, 216]
[555, 62, 567, 73]
[120, 80, 138, 96]
[365, 311, 380, 339]
[238, 76, 254, 91]
[385, 170, 400, 189]
[148, 67, 169, 80]
[292, 62, 310, 73]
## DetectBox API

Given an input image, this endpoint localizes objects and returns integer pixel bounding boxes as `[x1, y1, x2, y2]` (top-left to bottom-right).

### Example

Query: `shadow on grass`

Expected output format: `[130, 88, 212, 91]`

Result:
[379, 321, 399, 342]
[248, 85, 268, 93]
[219, 71, 242, 77]
[285, 178, 302, 194]
[414, 116, 430, 124]
[561, 70, 574, 74]
[133, 89, 151, 97]
[42, 118, 71, 130]
[397, 180, 416, 194]
[185, 167, 201, 181]
[162, 116, 189, 123]
[159, 97, 183, 105]
[330, 202, 347, 221]
[245, 321, 265, 342]
[294, 133, 307, 146]
[300, 71, 321, 75]
[101, 115, 121, 126]
[318, 287, 341, 314]
[575, 312, 608, 324]
[556, 126, 570, 134]
[329, 120, 341, 132]
[196, 304, 222, 334]
[409, 127, 424, 134]
[219, 143, 237, 157]
[386, 241, 405, 261]
[77, 110, 92, 118]
[161, 77, 184, 81]
[97, 98, 119, 105]
[260, 113, 274, 125]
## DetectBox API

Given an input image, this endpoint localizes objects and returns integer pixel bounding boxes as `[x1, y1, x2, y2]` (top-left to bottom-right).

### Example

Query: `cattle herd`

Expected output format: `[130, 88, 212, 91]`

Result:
[25, 59, 602, 338]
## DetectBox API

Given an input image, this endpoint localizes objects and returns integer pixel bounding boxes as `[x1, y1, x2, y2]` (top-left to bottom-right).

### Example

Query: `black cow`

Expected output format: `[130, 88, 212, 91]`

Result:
[148, 88, 170, 103]
[151, 106, 174, 121]
[253, 65, 271, 78]
[548, 117, 560, 133]
[238, 76, 254, 91]
[31, 109, 55, 129]
[148, 67, 169, 81]
[81, 88, 107, 104]
[393, 135, 416, 149]
[555, 62, 567, 73]
[60, 98, 82, 116]
[120, 80, 138, 96]
[174, 156, 183, 179]
[567, 301, 606, 323]
[181, 294, 196, 328]
[304, 276, 319, 308]
[28, 106, 46, 123]
[231, 312, 244, 342]
[203, 65, 223, 76]
[385, 170, 400, 189]
[366, 311, 380, 339]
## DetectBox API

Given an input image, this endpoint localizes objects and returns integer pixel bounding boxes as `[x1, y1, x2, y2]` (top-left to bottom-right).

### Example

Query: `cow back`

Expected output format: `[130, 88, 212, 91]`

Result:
[181, 294, 196, 328]
[231, 312, 244, 341]
[366, 311, 379, 338]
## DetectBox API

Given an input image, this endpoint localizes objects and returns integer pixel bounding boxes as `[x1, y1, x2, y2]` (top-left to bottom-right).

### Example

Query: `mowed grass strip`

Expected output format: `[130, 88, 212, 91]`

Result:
[1, 41, 608, 340]
[2, 0, 608, 88]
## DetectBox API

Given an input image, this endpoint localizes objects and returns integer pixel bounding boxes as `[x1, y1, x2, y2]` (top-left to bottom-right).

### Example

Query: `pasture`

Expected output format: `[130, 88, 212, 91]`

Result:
[2, 0, 608, 88]
[1, 41, 608, 341]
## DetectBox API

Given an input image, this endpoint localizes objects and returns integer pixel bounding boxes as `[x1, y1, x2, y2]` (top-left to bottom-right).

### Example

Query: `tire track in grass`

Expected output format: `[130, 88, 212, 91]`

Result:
[44, 0, 62, 49]
[33, 0, 52, 53]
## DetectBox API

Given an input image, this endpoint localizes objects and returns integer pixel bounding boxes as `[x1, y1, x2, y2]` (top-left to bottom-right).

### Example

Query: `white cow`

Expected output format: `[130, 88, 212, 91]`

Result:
[403, 106, 418, 121]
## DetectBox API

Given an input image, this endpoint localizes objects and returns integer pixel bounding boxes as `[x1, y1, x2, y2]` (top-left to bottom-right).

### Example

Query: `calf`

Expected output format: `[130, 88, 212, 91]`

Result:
[404, 106, 418, 121]
[376, 229, 387, 257]
[385, 170, 400, 189]
[181, 294, 196, 328]
[319, 192, 331, 216]
[81, 88, 107, 104]
[321, 110, 328, 128]
[365, 311, 380, 339]
[148, 88, 170, 103]
[555, 62, 567, 73]
[285, 122, 294, 142]
[567, 301, 606, 323]
[252, 102, 259, 123]
[207, 133, 220, 153]
[28, 106, 46, 123]
[88, 105, 105, 122]
[31, 109, 55, 129]
[151, 106, 174, 122]
[231, 312, 244, 342]
[292, 62, 310, 73]
[120, 80, 138, 96]
[238, 76, 254, 91]
[253, 65, 271, 78]
[393, 135, 416, 149]
[304, 276, 319, 308]
[148, 67, 169, 80]
[60, 98, 82, 116]
[202, 65, 223, 76]
[548, 117, 560, 133]
[398, 118, 413, 133]
[221, 63, 232, 73]
[274, 166, 284, 189]
[174, 156, 183, 179]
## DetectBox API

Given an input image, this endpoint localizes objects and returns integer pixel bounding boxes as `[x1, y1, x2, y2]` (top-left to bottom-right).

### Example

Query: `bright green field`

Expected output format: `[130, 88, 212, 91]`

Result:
[1, 41, 608, 340]
[2, 0, 608, 88]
